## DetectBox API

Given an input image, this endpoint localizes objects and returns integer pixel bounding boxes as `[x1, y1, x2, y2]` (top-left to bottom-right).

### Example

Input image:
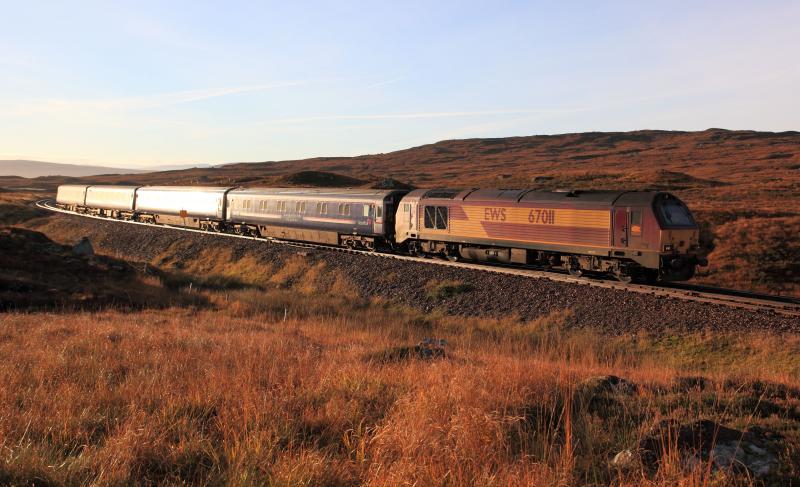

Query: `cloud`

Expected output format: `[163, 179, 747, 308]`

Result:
[259, 108, 589, 125]
[5, 80, 313, 117]
[364, 77, 407, 89]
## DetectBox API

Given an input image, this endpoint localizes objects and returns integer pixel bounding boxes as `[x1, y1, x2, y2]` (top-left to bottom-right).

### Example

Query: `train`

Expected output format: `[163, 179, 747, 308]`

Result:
[56, 184, 707, 282]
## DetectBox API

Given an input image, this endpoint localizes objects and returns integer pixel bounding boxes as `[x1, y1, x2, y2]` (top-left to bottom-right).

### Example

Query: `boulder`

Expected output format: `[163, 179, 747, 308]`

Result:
[72, 236, 94, 257]
[636, 419, 780, 478]
[574, 375, 637, 417]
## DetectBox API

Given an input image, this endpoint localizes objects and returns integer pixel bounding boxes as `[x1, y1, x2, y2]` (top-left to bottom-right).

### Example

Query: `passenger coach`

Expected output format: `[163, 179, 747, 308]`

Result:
[226, 188, 407, 249]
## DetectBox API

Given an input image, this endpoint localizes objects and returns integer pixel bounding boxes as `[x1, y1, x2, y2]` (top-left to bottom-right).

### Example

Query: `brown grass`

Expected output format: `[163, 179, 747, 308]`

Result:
[1, 280, 799, 485]
[693, 217, 800, 294]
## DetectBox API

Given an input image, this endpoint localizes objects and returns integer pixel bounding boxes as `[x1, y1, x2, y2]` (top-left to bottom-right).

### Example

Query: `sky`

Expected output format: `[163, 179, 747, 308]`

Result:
[1, 0, 798, 168]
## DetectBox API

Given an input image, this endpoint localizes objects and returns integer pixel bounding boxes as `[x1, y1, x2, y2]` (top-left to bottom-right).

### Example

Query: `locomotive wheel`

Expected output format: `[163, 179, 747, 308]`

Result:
[568, 267, 582, 277]
[614, 271, 633, 284]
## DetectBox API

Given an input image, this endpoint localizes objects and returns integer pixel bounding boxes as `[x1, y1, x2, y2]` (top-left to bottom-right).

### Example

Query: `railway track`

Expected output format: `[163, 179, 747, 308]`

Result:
[36, 199, 800, 318]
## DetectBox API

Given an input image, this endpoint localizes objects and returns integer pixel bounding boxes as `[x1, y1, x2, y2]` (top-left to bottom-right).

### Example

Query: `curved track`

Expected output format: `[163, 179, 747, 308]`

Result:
[36, 199, 800, 318]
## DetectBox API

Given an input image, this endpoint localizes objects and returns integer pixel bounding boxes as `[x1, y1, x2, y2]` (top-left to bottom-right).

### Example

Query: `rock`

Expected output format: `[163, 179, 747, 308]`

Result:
[72, 236, 94, 257]
[372, 177, 414, 190]
[637, 419, 780, 478]
[371, 338, 447, 363]
[574, 375, 637, 416]
[610, 449, 640, 470]
[576, 375, 637, 399]
[674, 375, 711, 391]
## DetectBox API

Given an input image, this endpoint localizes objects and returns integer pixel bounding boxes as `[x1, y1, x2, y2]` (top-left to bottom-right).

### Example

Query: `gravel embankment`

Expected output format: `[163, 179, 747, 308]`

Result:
[38, 214, 800, 334]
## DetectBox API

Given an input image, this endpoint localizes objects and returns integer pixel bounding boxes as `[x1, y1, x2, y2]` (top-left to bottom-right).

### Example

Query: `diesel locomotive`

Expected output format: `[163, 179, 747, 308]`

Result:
[56, 184, 707, 282]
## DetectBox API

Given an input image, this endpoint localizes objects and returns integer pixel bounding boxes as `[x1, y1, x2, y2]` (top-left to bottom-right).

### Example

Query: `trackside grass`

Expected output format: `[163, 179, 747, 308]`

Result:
[1, 285, 799, 485]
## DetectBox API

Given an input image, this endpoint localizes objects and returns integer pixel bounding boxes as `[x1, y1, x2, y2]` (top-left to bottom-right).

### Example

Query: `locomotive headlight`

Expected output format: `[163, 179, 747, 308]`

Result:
[663, 244, 673, 252]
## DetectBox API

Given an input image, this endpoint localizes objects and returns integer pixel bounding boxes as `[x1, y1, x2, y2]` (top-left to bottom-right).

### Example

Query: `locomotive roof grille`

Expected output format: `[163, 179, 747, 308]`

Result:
[422, 189, 462, 199]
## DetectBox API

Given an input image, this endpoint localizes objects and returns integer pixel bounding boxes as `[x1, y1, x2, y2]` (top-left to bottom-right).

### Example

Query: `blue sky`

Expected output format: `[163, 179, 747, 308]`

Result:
[1, 1, 798, 168]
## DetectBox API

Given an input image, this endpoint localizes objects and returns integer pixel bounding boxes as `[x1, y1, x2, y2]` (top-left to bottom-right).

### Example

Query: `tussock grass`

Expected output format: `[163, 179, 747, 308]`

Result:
[1, 285, 799, 484]
[425, 279, 473, 300]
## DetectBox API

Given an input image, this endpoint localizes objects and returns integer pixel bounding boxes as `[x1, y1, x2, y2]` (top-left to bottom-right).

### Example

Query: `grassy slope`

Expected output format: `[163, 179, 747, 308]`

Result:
[1, 264, 800, 485]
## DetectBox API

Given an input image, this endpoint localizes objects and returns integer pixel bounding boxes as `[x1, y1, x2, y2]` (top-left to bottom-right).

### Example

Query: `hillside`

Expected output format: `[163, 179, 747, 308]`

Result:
[0, 160, 142, 178]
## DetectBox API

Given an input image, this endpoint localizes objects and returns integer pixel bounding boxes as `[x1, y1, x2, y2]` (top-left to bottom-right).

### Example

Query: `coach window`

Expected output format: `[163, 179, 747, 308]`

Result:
[630, 210, 642, 235]
[363, 205, 370, 217]
[377, 206, 382, 218]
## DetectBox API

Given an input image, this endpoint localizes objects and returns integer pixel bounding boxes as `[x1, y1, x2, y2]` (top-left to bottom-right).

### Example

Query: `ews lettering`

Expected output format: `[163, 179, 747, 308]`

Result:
[484, 207, 506, 221]
[528, 209, 555, 225]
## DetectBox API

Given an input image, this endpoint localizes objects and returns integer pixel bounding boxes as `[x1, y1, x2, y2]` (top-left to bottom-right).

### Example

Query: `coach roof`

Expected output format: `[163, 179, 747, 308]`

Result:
[229, 187, 403, 200]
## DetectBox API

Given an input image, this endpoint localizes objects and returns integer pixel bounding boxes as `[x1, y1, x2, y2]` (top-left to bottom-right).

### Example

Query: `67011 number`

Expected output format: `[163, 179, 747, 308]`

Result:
[528, 209, 555, 224]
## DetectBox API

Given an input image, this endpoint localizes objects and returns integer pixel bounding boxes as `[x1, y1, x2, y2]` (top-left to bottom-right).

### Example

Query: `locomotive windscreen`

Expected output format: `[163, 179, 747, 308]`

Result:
[657, 199, 695, 227]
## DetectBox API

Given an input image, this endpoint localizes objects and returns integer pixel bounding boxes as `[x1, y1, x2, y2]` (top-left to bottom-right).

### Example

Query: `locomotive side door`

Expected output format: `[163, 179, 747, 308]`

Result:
[626, 208, 643, 249]
[614, 207, 629, 247]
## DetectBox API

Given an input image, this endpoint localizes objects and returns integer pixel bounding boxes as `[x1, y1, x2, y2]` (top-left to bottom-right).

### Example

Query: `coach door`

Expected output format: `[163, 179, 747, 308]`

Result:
[614, 207, 628, 247]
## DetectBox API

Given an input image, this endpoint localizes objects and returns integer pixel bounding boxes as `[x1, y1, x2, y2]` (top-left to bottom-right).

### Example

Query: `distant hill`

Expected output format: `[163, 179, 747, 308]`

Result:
[0, 160, 142, 178]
